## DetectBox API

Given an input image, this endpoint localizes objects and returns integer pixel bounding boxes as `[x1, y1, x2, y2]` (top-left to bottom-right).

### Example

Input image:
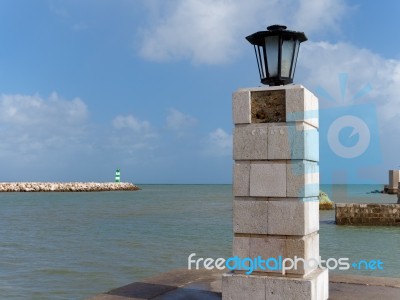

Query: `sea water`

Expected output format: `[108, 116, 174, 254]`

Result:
[0, 184, 398, 299]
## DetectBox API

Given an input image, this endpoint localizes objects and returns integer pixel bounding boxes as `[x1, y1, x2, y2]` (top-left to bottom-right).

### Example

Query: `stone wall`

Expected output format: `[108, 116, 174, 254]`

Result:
[335, 203, 400, 226]
[0, 182, 140, 192]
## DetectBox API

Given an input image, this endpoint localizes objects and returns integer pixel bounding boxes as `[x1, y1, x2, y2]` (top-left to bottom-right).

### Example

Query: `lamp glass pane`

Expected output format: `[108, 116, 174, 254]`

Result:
[281, 39, 295, 77]
[290, 40, 300, 78]
[265, 36, 279, 77]
[255, 45, 265, 79]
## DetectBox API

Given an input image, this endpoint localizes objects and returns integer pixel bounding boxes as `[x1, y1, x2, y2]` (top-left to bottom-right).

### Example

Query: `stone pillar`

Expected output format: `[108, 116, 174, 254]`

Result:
[388, 170, 400, 194]
[222, 85, 328, 300]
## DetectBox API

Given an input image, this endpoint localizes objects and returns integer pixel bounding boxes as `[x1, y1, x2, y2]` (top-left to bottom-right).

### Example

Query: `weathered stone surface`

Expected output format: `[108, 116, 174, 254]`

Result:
[336, 203, 400, 226]
[251, 90, 286, 123]
[286, 233, 319, 275]
[268, 198, 319, 235]
[267, 123, 290, 160]
[222, 268, 329, 300]
[389, 170, 400, 188]
[264, 276, 312, 300]
[249, 236, 286, 273]
[233, 90, 251, 124]
[268, 123, 319, 161]
[222, 272, 265, 300]
[233, 124, 268, 160]
[287, 161, 319, 197]
[233, 199, 268, 234]
[232, 236, 250, 259]
[233, 198, 319, 236]
[232, 233, 319, 276]
[233, 163, 250, 196]
[265, 268, 328, 300]
[286, 87, 319, 129]
[0, 182, 140, 192]
[250, 162, 286, 197]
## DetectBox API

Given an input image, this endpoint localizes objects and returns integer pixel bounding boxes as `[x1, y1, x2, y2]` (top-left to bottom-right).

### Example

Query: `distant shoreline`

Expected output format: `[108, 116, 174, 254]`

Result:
[0, 182, 140, 192]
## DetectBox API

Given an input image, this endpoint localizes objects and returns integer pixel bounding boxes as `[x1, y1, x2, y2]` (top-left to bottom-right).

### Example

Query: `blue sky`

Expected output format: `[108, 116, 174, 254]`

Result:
[1, 0, 399, 184]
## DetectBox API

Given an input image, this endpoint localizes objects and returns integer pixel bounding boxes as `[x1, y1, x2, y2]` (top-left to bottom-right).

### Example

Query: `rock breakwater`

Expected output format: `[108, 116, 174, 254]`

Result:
[0, 182, 140, 192]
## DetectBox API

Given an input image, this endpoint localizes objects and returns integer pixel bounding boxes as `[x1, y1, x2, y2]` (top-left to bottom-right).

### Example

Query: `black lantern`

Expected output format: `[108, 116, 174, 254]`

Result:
[246, 25, 307, 86]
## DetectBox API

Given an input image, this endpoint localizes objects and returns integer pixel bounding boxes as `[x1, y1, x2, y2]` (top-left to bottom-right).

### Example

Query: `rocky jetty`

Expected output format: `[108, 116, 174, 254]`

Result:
[0, 182, 140, 192]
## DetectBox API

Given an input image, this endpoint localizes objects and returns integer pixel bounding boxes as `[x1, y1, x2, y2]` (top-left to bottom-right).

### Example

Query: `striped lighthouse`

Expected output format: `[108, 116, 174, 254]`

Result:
[115, 168, 121, 183]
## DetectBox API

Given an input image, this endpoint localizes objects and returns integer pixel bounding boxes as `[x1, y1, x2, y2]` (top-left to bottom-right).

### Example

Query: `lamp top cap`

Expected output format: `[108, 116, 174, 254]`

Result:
[267, 24, 287, 31]
[245, 24, 307, 45]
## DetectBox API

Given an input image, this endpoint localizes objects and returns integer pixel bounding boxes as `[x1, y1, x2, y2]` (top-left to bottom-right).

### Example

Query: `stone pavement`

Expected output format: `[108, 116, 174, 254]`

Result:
[87, 269, 400, 300]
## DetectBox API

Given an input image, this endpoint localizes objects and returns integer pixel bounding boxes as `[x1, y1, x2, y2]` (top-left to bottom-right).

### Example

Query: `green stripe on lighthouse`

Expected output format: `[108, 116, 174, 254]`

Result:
[115, 168, 121, 183]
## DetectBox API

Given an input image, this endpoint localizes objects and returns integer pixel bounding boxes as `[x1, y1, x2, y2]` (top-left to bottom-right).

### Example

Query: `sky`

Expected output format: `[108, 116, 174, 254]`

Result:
[1, 0, 400, 184]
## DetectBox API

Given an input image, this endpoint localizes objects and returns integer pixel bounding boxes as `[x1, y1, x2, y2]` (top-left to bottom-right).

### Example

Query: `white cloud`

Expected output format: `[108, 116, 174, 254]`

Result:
[111, 114, 157, 158]
[166, 108, 197, 136]
[0, 93, 161, 180]
[139, 0, 239, 64]
[204, 128, 232, 156]
[293, 0, 347, 35]
[0, 93, 88, 166]
[0, 92, 87, 134]
[0, 92, 232, 182]
[113, 114, 152, 134]
[138, 0, 348, 64]
[298, 41, 400, 126]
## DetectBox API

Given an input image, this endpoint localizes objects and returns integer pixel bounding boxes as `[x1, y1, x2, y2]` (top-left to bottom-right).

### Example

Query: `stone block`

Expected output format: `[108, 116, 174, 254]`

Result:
[233, 199, 268, 234]
[287, 161, 319, 197]
[314, 267, 329, 300]
[286, 87, 319, 129]
[264, 268, 329, 300]
[305, 198, 320, 234]
[222, 268, 329, 300]
[268, 198, 319, 235]
[268, 123, 318, 161]
[303, 123, 319, 162]
[265, 276, 312, 299]
[286, 233, 319, 275]
[222, 272, 266, 300]
[232, 236, 250, 258]
[233, 162, 250, 196]
[239, 234, 319, 275]
[249, 236, 287, 274]
[250, 162, 286, 197]
[267, 123, 290, 160]
[233, 90, 251, 124]
[233, 124, 268, 160]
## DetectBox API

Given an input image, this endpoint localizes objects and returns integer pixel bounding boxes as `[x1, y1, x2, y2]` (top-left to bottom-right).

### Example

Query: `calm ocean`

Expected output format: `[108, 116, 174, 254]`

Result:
[0, 184, 399, 299]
